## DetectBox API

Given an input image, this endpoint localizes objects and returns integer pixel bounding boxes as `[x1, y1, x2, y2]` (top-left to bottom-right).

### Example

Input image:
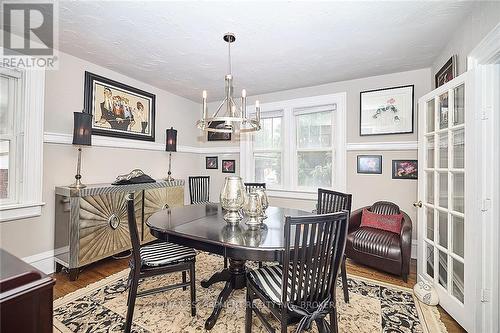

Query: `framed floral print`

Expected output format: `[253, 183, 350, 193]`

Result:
[360, 85, 414, 136]
[392, 160, 418, 179]
[206, 156, 218, 170]
[357, 155, 382, 174]
[222, 160, 236, 173]
[84, 71, 156, 141]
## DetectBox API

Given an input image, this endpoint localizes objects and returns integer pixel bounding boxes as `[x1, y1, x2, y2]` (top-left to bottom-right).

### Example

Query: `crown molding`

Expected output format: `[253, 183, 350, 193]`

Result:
[43, 132, 239, 154]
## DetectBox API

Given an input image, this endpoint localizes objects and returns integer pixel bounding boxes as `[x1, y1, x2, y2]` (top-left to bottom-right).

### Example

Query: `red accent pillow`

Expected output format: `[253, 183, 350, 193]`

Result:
[360, 208, 403, 234]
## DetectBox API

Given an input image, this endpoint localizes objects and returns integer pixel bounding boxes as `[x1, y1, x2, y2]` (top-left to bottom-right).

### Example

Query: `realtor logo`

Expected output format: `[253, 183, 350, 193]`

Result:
[2, 1, 58, 69]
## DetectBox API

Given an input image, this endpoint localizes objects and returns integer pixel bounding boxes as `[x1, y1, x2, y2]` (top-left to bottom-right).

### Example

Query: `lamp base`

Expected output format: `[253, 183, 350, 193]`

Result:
[164, 174, 174, 182]
[69, 177, 86, 189]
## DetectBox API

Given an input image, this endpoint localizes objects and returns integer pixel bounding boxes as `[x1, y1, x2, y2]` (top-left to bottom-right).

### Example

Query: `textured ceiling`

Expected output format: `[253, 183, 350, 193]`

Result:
[55, 1, 473, 101]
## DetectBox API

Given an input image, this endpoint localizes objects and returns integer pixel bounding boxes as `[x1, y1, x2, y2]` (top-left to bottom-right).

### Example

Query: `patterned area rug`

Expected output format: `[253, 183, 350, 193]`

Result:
[53, 252, 447, 333]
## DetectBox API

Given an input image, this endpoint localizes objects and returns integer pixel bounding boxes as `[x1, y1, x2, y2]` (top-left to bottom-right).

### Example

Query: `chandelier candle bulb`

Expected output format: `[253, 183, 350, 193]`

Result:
[241, 89, 247, 120]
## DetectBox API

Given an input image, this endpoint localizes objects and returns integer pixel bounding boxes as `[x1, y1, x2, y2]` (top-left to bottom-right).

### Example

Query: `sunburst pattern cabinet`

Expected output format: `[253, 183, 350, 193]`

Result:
[54, 180, 184, 280]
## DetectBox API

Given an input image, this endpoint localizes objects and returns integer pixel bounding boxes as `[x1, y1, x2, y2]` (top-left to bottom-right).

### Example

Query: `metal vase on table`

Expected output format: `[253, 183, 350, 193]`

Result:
[220, 176, 246, 223]
[254, 188, 269, 220]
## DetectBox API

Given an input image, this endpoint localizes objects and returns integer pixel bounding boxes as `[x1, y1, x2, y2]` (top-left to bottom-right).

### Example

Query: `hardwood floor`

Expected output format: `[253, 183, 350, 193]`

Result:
[53, 256, 465, 332]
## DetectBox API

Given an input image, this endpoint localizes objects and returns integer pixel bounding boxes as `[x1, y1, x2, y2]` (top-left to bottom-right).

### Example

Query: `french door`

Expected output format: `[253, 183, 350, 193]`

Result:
[417, 71, 478, 332]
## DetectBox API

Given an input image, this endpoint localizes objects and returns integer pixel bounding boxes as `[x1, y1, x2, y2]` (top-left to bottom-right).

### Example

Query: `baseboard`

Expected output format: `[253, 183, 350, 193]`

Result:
[22, 249, 55, 274]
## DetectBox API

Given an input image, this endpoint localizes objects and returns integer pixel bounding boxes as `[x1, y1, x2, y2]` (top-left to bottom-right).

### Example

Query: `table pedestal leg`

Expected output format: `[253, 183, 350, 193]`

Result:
[204, 259, 247, 330]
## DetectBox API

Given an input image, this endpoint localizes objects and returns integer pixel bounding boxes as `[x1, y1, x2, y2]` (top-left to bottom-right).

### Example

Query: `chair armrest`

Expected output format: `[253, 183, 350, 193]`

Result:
[400, 211, 413, 275]
[348, 207, 365, 233]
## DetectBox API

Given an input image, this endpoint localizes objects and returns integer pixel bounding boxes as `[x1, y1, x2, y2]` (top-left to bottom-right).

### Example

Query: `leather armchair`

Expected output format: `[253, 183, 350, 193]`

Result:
[345, 201, 412, 282]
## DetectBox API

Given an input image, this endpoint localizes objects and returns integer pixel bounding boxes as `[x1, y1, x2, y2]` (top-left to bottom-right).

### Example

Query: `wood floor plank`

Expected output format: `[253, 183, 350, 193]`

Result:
[52, 256, 465, 332]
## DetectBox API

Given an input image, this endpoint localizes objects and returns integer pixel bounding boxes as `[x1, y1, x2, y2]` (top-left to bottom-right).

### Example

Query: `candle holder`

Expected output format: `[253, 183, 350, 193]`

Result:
[244, 192, 263, 228]
[220, 176, 245, 223]
[254, 188, 269, 220]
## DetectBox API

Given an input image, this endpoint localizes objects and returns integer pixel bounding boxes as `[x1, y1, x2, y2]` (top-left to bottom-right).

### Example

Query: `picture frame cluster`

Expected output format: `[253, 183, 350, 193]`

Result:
[206, 156, 235, 173]
[356, 155, 418, 180]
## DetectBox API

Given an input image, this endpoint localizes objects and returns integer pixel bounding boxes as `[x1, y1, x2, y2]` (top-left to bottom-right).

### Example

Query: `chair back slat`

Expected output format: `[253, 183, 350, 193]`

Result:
[282, 212, 348, 309]
[189, 176, 210, 204]
[317, 188, 352, 215]
[244, 182, 266, 193]
[126, 193, 142, 269]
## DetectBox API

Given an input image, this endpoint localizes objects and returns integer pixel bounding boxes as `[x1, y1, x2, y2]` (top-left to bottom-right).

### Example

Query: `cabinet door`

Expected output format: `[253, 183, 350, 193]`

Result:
[78, 191, 141, 265]
[142, 186, 185, 243]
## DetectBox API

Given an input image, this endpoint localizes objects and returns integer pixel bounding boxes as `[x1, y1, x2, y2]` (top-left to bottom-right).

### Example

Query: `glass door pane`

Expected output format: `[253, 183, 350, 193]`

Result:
[453, 84, 465, 126]
[452, 215, 464, 257]
[438, 211, 448, 248]
[452, 259, 464, 302]
[439, 250, 448, 288]
[439, 92, 449, 129]
[427, 99, 435, 132]
[427, 136, 435, 168]
[452, 129, 464, 168]
[438, 133, 448, 168]
[452, 173, 464, 213]
[426, 207, 434, 241]
[439, 173, 448, 208]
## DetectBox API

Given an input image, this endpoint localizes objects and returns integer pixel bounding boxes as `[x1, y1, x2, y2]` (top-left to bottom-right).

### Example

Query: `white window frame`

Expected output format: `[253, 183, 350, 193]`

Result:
[0, 66, 45, 222]
[241, 93, 346, 200]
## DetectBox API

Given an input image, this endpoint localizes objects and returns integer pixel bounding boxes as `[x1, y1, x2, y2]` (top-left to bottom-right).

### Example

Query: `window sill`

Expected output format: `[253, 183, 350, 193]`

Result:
[267, 189, 317, 201]
[0, 202, 45, 222]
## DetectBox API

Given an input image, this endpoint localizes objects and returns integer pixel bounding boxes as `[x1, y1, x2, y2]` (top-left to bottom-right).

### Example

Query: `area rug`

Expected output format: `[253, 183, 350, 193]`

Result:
[53, 252, 447, 333]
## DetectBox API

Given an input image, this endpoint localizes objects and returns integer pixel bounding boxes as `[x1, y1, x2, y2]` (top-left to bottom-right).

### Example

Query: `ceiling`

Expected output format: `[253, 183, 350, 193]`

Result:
[54, 1, 473, 102]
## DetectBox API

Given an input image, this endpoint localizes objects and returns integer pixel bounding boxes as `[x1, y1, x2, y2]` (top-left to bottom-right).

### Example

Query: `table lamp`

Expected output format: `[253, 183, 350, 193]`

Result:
[165, 127, 177, 181]
[70, 111, 92, 188]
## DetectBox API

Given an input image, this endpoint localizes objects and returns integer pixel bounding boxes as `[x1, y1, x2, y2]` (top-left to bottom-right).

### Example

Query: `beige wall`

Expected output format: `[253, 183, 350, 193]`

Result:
[0, 51, 201, 259]
[207, 68, 431, 241]
[431, 1, 500, 85]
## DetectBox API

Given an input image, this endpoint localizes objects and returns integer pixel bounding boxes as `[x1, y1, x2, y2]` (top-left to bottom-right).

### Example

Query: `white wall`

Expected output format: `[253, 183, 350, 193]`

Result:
[0, 51, 202, 262]
[431, 1, 500, 84]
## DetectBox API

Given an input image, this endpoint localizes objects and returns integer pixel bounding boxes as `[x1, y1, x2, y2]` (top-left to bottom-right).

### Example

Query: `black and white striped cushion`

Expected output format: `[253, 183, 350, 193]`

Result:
[140, 242, 196, 267]
[248, 265, 294, 305]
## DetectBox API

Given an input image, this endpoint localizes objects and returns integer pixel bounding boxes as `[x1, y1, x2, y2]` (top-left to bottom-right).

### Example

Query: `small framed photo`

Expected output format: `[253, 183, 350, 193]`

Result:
[357, 155, 382, 174]
[222, 160, 236, 173]
[206, 156, 218, 170]
[207, 121, 232, 141]
[360, 85, 414, 136]
[392, 160, 418, 179]
[435, 55, 457, 88]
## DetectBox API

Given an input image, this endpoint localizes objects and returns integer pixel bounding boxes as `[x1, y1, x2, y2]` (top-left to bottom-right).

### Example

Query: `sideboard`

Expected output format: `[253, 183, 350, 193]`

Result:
[54, 180, 184, 280]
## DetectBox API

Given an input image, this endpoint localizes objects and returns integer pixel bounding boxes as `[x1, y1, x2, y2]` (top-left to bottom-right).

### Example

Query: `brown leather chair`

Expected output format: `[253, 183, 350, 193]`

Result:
[345, 201, 412, 282]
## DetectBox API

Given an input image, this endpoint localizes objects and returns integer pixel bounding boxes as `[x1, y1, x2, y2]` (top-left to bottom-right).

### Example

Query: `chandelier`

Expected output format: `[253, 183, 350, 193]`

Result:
[196, 33, 261, 134]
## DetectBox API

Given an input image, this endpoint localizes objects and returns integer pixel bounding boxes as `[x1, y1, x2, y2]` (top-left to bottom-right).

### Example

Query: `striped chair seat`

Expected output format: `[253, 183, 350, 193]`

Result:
[248, 265, 297, 305]
[140, 242, 196, 267]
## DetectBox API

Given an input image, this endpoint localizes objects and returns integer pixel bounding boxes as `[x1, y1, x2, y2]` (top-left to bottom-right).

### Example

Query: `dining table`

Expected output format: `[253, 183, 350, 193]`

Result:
[147, 203, 312, 330]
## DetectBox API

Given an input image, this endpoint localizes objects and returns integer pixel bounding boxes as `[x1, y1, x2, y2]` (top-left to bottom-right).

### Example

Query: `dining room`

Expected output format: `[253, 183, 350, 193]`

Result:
[0, 1, 499, 333]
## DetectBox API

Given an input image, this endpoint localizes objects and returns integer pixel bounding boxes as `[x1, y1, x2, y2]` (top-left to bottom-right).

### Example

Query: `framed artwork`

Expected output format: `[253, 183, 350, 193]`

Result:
[435, 55, 457, 88]
[222, 159, 236, 173]
[360, 85, 414, 136]
[392, 160, 418, 179]
[357, 155, 382, 174]
[84, 71, 156, 141]
[206, 156, 218, 170]
[207, 121, 232, 141]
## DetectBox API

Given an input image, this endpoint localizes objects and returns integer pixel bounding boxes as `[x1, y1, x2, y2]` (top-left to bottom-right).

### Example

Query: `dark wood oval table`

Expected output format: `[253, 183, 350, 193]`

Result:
[147, 203, 311, 330]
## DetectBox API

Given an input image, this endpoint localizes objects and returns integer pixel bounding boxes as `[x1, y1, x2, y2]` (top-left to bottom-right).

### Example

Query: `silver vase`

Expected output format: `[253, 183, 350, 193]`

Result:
[244, 192, 263, 227]
[220, 176, 246, 223]
[254, 188, 269, 220]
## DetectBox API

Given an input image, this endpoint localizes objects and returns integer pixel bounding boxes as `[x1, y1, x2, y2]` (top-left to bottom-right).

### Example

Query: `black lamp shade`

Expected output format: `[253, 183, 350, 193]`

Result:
[72, 112, 92, 146]
[166, 127, 177, 152]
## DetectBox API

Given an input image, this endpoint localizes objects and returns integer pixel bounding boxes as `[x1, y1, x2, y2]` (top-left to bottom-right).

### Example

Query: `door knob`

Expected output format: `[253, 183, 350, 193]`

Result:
[413, 201, 422, 208]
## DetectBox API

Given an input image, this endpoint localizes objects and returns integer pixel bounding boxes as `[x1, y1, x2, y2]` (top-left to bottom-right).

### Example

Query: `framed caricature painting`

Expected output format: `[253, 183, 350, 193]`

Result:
[84, 71, 156, 141]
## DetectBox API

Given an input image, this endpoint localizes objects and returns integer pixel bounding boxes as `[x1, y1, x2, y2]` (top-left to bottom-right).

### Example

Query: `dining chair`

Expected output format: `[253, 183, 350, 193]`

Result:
[245, 211, 349, 333]
[124, 193, 197, 333]
[244, 182, 266, 193]
[188, 176, 210, 204]
[316, 188, 352, 303]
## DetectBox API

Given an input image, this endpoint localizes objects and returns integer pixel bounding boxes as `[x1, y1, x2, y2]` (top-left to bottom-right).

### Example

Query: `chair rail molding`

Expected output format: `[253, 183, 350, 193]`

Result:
[43, 132, 239, 154]
[346, 141, 417, 151]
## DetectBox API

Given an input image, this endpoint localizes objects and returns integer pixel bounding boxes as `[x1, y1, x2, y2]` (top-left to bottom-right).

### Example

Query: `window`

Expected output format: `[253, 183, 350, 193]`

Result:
[295, 106, 334, 189]
[0, 66, 45, 222]
[241, 93, 346, 198]
[253, 112, 283, 186]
